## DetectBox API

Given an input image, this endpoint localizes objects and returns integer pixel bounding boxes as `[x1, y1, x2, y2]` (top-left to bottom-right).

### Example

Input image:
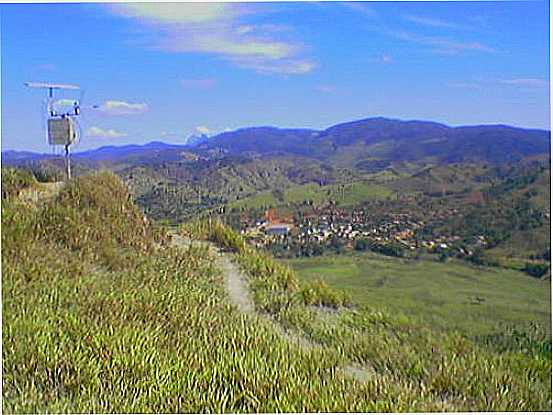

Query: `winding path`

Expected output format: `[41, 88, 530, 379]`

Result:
[169, 231, 255, 315]
[168, 229, 372, 383]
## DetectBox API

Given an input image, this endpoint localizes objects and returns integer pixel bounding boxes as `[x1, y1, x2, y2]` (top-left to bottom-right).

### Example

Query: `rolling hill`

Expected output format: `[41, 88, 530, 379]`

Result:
[3, 117, 550, 170]
[199, 117, 550, 166]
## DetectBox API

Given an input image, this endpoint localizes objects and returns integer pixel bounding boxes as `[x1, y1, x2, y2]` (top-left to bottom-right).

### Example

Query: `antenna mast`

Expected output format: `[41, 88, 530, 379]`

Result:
[25, 82, 81, 180]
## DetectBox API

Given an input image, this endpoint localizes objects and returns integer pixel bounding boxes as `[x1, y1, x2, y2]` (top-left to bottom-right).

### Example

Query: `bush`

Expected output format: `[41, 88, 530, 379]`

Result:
[523, 262, 550, 278]
[299, 279, 352, 308]
[30, 164, 64, 182]
[1, 167, 36, 199]
[354, 238, 370, 251]
[372, 242, 405, 258]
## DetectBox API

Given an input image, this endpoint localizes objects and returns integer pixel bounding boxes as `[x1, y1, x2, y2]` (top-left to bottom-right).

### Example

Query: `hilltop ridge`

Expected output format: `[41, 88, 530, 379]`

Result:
[2, 116, 550, 168]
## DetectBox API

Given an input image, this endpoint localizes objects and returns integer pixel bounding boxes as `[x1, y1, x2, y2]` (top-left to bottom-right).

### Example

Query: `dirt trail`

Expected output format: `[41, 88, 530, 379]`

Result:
[168, 230, 372, 383]
[169, 231, 255, 314]
[169, 230, 318, 343]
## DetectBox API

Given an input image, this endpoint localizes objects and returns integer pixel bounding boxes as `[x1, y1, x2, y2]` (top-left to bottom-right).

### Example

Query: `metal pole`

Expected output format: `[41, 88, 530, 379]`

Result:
[65, 144, 71, 180]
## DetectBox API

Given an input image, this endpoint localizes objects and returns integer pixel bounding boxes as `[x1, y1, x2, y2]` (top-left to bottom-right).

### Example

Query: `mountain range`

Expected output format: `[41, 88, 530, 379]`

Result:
[3, 117, 550, 168]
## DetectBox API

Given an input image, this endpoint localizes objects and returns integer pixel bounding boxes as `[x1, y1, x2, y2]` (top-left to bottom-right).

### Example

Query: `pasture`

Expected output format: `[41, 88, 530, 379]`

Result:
[286, 253, 551, 338]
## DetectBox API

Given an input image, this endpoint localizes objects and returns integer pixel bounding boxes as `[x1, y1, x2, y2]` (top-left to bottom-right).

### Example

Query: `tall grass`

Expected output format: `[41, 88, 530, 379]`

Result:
[183, 218, 351, 312]
[184, 217, 552, 412]
[3, 172, 551, 412]
[1, 167, 36, 199]
[0, 171, 437, 412]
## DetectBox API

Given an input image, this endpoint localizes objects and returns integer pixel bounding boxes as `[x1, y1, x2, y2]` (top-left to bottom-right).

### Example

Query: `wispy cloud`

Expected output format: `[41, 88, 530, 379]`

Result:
[369, 54, 393, 64]
[231, 57, 315, 75]
[403, 15, 468, 30]
[343, 4, 492, 57]
[392, 30, 496, 54]
[87, 126, 127, 139]
[181, 78, 217, 89]
[447, 77, 549, 90]
[36, 63, 57, 72]
[342, 2, 377, 18]
[446, 82, 479, 89]
[95, 100, 149, 116]
[500, 78, 549, 88]
[108, 3, 314, 75]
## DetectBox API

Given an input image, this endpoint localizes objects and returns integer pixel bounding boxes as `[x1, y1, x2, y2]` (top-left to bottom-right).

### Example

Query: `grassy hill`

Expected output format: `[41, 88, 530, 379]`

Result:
[285, 253, 551, 338]
[121, 155, 356, 222]
[229, 180, 393, 210]
[2, 169, 551, 411]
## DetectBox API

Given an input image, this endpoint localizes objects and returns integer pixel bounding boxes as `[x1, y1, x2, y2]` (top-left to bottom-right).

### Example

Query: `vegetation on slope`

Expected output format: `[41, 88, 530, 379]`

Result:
[183, 219, 552, 411]
[126, 155, 354, 223]
[0, 170, 449, 412]
[286, 252, 551, 338]
[2, 169, 551, 412]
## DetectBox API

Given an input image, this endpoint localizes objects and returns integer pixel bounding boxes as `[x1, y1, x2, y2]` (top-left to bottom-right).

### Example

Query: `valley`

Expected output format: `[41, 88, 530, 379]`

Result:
[2, 116, 551, 412]
[3, 2, 551, 412]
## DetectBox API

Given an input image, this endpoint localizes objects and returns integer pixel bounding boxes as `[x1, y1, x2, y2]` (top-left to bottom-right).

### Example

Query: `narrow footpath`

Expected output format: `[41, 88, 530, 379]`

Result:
[168, 229, 373, 383]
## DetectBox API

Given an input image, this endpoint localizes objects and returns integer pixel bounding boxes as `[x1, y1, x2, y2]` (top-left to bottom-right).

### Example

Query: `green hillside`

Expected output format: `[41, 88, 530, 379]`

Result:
[2, 170, 551, 412]
[286, 253, 551, 338]
[229, 180, 393, 210]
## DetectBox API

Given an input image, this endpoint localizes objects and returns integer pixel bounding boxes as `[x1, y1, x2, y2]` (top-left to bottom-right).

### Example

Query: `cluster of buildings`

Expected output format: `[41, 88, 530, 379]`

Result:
[239, 205, 475, 256]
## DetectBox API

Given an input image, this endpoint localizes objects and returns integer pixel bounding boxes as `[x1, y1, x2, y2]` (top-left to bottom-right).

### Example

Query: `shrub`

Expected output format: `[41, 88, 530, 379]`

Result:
[299, 279, 352, 308]
[1, 167, 36, 199]
[523, 262, 550, 278]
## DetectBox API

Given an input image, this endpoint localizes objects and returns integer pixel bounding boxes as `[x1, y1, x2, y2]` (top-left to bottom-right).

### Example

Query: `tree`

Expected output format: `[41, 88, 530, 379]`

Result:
[354, 239, 370, 251]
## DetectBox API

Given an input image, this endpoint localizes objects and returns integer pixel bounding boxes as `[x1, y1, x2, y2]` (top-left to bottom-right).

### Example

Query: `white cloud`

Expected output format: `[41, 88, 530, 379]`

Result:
[195, 126, 210, 135]
[109, 3, 233, 24]
[500, 78, 549, 88]
[236, 25, 254, 35]
[87, 126, 127, 139]
[163, 33, 295, 60]
[107, 3, 314, 75]
[95, 100, 149, 116]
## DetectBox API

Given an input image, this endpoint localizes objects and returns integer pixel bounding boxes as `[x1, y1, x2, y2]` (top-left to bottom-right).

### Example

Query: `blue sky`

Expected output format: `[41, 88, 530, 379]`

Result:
[1, 1, 550, 152]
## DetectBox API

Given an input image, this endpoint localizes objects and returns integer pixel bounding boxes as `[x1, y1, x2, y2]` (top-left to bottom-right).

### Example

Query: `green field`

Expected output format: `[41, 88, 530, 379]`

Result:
[285, 253, 551, 338]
